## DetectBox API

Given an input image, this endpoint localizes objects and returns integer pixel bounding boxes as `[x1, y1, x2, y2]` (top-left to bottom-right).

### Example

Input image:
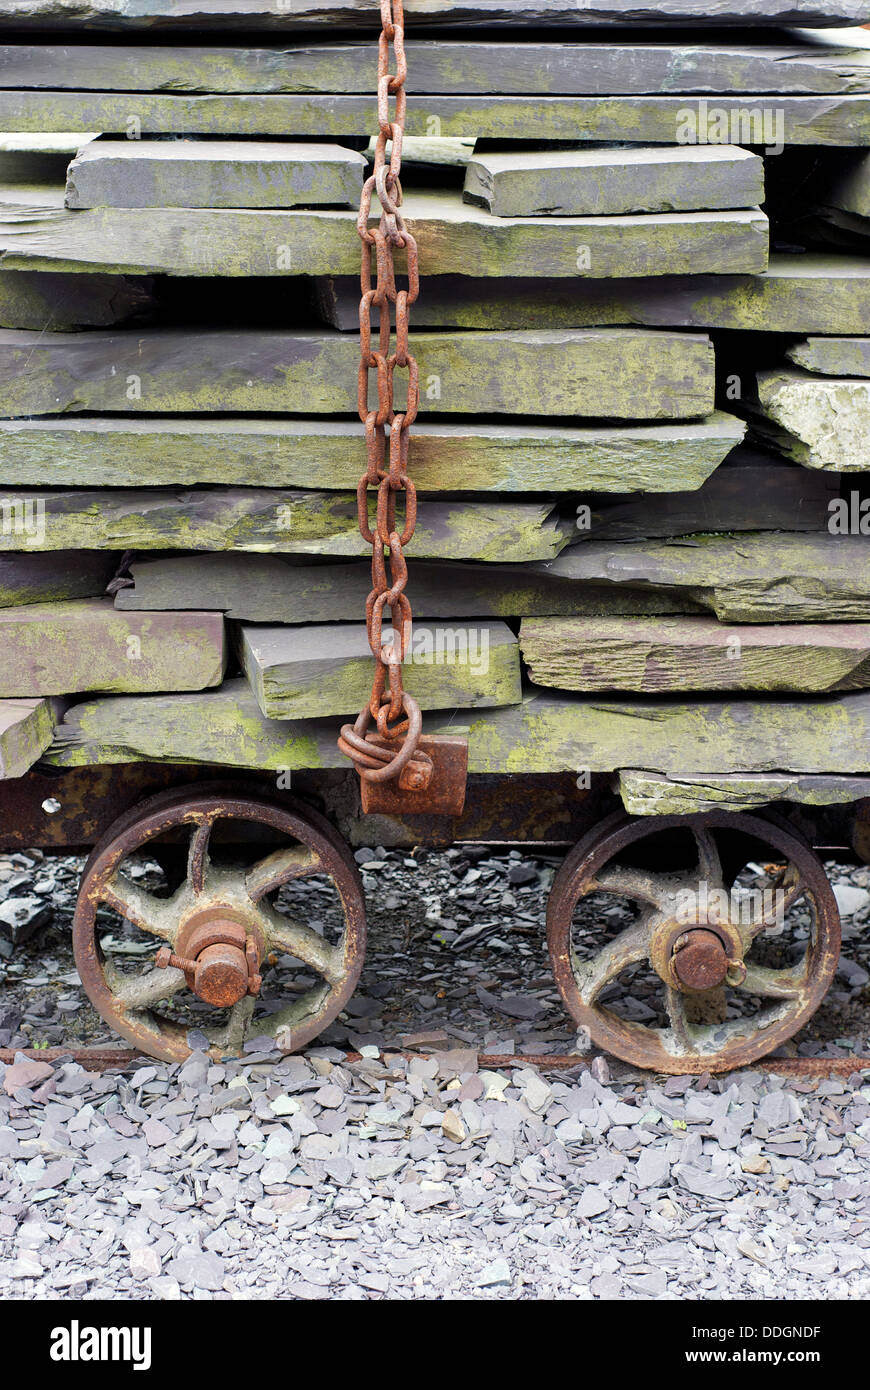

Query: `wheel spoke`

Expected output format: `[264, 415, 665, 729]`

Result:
[692, 826, 724, 890]
[187, 818, 212, 895]
[99, 875, 175, 942]
[739, 960, 807, 1000]
[664, 986, 698, 1053]
[590, 865, 674, 912]
[574, 917, 652, 1006]
[246, 845, 322, 902]
[112, 964, 187, 1011]
[210, 996, 256, 1053]
[745, 865, 805, 937]
[255, 899, 344, 986]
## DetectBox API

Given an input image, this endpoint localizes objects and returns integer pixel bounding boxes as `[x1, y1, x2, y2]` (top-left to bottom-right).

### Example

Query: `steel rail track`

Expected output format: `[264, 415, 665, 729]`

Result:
[2, 1045, 869, 1080]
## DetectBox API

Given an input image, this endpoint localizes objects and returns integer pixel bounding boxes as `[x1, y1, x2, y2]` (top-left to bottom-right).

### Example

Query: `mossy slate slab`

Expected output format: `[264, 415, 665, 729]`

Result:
[463, 145, 764, 218]
[0, 1, 865, 30]
[0, 599, 225, 696]
[115, 533, 867, 625]
[753, 368, 870, 470]
[583, 449, 837, 540]
[0, 489, 567, 562]
[0, 551, 114, 607]
[0, 327, 715, 421]
[44, 681, 870, 777]
[819, 148, 870, 217]
[0, 91, 866, 145]
[520, 616, 870, 694]
[0, 413, 742, 492]
[786, 336, 870, 376]
[0, 188, 768, 279]
[316, 256, 870, 334]
[617, 769, 870, 815]
[65, 140, 366, 210]
[0, 696, 58, 778]
[0, 269, 153, 329]
[238, 620, 521, 720]
[546, 534, 870, 623]
[3, 41, 869, 96]
[115, 554, 701, 622]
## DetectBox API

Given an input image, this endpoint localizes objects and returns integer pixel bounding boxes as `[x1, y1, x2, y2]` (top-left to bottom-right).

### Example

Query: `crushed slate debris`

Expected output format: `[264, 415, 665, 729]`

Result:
[1, 1042, 870, 1300]
[0, 844, 867, 1298]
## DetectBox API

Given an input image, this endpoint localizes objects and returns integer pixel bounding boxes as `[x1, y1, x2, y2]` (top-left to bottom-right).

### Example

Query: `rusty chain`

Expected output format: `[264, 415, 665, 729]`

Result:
[338, 0, 425, 790]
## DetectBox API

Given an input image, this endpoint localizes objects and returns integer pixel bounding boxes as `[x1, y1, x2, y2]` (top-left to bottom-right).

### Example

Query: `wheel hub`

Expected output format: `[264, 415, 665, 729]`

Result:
[155, 907, 264, 1007]
[648, 909, 746, 994]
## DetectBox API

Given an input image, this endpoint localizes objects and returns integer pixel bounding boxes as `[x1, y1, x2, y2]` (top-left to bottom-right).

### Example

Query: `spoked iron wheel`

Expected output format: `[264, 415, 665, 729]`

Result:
[72, 784, 366, 1063]
[547, 811, 840, 1074]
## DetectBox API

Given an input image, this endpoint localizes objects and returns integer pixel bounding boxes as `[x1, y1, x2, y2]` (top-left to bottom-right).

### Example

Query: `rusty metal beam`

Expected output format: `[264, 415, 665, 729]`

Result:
[0, 764, 612, 851]
[3, 763, 866, 856]
[0, 1046, 139, 1070]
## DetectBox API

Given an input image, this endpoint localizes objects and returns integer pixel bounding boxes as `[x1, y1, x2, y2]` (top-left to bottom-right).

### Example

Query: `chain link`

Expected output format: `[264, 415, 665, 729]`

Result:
[338, 0, 424, 787]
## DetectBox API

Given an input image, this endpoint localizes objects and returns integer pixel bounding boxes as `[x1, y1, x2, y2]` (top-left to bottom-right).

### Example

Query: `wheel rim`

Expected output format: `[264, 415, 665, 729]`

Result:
[72, 783, 366, 1063]
[546, 811, 840, 1074]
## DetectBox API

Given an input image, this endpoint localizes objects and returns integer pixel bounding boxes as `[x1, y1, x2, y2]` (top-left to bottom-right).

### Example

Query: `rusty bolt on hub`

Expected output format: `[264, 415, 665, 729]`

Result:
[155, 943, 258, 1006]
[672, 928, 729, 990]
[672, 927, 746, 991]
[155, 919, 263, 1007]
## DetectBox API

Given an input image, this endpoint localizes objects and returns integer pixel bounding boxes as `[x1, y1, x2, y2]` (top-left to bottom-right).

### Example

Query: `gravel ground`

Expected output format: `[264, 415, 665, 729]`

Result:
[0, 843, 869, 1300]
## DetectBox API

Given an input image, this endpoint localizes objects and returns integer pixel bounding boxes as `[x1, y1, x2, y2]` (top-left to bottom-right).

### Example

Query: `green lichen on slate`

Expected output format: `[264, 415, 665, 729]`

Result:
[6, 40, 870, 98]
[0, 598, 225, 696]
[318, 258, 870, 336]
[0, 488, 566, 562]
[0, 325, 715, 421]
[0, 552, 113, 607]
[0, 696, 58, 778]
[0, 269, 153, 329]
[44, 684, 870, 777]
[520, 615, 870, 694]
[47, 680, 330, 771]
[617, 768, 870, 815]
[240, 620, 521, 719]
[0, 184, 767, 280]
[547, 532, 870, 623]
[0, 414, 737, 493]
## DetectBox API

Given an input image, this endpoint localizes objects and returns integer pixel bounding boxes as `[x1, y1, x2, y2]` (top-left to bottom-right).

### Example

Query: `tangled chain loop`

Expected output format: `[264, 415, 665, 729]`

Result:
[338, 0, 424, 786]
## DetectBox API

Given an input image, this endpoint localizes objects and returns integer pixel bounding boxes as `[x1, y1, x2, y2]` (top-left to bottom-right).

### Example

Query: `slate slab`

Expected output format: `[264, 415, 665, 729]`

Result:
[66, 140, 366, 210]
[464, 145, 764, 218]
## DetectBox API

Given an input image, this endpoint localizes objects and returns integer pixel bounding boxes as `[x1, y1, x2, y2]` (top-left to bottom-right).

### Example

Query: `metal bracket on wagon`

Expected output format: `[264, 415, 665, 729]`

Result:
[337, 701, 468, 816]
[357, 734, 468, 816]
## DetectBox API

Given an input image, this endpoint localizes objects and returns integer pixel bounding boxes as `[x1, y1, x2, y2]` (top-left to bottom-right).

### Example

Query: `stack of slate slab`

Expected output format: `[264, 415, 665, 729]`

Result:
[0, 0, 869, 820]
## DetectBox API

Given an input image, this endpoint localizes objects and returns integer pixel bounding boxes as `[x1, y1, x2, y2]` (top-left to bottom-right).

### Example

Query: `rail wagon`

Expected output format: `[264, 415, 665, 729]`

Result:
[0, 0, 868, 1075]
